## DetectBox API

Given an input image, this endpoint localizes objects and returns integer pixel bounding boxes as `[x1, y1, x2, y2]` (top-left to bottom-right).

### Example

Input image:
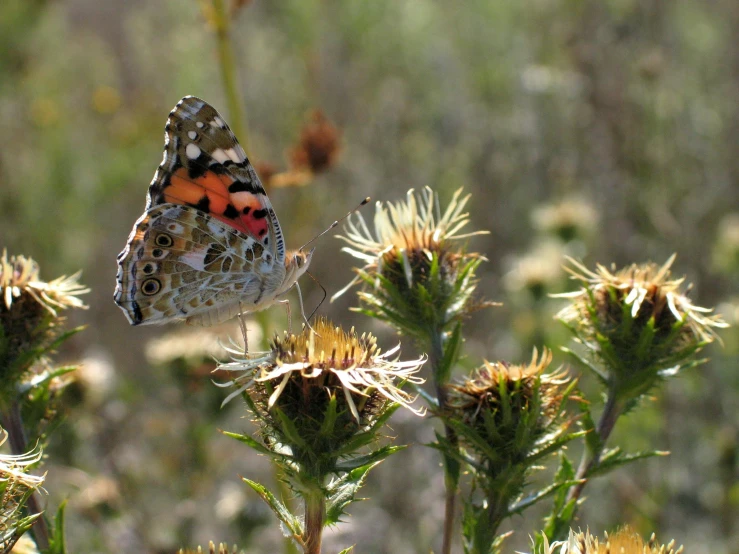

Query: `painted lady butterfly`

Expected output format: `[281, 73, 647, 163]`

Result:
[114, 96, 313, 326]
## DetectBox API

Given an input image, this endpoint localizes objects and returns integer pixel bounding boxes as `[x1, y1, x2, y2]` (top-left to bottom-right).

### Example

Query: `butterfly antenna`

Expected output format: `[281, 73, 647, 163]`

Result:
[298, 197, 371, 252]
[305, 270, 327, 321]
[295, 281, 318, 336]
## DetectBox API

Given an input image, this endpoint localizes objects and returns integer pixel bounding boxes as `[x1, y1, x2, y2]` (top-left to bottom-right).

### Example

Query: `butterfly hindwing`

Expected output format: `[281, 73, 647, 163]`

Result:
[148, 96, 285, 263]
[114, 204, 286, 326]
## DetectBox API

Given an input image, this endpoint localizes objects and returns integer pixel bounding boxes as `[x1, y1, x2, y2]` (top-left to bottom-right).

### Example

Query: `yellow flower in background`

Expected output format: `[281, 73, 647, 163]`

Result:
[91, 86, 121, 115]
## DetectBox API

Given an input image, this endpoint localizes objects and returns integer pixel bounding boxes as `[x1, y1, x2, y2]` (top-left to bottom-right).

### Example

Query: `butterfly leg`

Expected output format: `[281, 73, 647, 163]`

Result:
[277, 299, 292, 335]
[237, 303, 249, 354]
[295, 282, 318, 336]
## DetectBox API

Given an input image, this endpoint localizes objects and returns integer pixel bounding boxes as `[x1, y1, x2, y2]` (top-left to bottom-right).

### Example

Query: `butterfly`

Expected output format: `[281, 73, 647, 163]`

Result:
[114, 96, 313, 327]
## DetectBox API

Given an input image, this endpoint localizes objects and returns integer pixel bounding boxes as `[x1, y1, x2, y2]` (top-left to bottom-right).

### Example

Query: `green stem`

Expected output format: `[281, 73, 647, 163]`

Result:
[471, 473, 521, 553]
[211, 0, 249, 151]
[430, 329, 458, 554]
[0, 401, 50, 551]
[303, 493, 325, 554]
[567, 389, 623, 505]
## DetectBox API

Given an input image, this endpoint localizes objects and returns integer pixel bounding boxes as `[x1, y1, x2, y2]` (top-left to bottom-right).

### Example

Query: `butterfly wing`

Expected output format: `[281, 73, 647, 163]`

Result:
[115, 204, 286, 326]
[147, 96, 285, 262]
[115, 96, 290, 326]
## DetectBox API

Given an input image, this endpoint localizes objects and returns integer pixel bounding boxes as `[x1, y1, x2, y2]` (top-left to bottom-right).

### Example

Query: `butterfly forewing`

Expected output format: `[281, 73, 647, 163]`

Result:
[148, 96, 285, 261]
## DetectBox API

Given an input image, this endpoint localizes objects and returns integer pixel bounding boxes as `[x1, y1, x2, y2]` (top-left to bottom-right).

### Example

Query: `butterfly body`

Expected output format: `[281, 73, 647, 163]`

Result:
[115, 96, 312, 326]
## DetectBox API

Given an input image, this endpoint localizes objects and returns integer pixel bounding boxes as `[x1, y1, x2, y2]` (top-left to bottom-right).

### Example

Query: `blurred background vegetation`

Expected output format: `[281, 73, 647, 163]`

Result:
[1, 0, 737, 552]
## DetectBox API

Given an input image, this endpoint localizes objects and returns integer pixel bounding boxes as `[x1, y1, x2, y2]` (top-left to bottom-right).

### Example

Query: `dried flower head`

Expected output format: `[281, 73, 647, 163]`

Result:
[253, 160, 278, 188]
[0, 430, 45, 552]
[334, 187, 490, 339]
[289, 110, 341, 174]
[446, 348, 574, 465]
[555, 255, 728, 400]
[539, 527, 684, 554]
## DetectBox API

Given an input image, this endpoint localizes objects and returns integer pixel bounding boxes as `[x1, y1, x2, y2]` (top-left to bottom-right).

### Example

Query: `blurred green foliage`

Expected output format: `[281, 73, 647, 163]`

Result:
[0, 0, 737, 552]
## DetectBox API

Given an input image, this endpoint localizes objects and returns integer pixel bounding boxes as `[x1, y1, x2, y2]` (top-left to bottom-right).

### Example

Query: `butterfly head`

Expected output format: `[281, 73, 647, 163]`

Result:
[280, 248, 314, 294]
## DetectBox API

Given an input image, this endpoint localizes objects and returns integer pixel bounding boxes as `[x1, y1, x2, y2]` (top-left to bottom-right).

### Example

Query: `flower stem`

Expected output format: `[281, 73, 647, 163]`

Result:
[0, 401, 50, 551]
[567, 389, 623, 505]
[304, 493, 325, 554]
[430, 329, 458, 554]
[210, 0, 249, 151]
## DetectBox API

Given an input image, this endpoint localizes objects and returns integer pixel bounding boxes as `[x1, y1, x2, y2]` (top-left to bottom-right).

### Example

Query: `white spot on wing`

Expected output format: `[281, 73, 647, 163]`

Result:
[180, 249, 207, 271]
[213, 117, 225, 128]
[196, 121, 204, 128]
[186, 143, 201, 159]
[187, 131, 197, 140]
[260, 260, 273, 272]
[207, 220, 227, 236]
[224, 147, 244, 162]
[162, 206, 183, 219]
[211, 148, 229, 163]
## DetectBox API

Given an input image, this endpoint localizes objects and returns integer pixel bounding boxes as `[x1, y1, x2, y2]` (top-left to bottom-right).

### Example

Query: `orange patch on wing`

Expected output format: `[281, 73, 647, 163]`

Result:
[167, 171, 209, 205]
[167, 168, 270, 239]
[166, 168, 236, 213]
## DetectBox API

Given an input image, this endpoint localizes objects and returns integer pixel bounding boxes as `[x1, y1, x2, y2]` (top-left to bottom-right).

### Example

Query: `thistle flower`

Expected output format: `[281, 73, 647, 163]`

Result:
[218, 320, 424, 553]
[219, 318, 424, 428]
[0, 250, 87, 316]
[554, 255, 728, 402]
[0, 429, 45, 552]
[0, 250, 88, 403]
[538, 527, 683, 554]
[446, 348, 576, 478]
[443, 349, 579, 552]
[334, 187, 490, 341]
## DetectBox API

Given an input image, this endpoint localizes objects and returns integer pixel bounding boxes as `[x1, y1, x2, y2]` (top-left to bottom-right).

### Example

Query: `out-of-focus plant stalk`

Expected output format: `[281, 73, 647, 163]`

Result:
[209, 0, 248, 151]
